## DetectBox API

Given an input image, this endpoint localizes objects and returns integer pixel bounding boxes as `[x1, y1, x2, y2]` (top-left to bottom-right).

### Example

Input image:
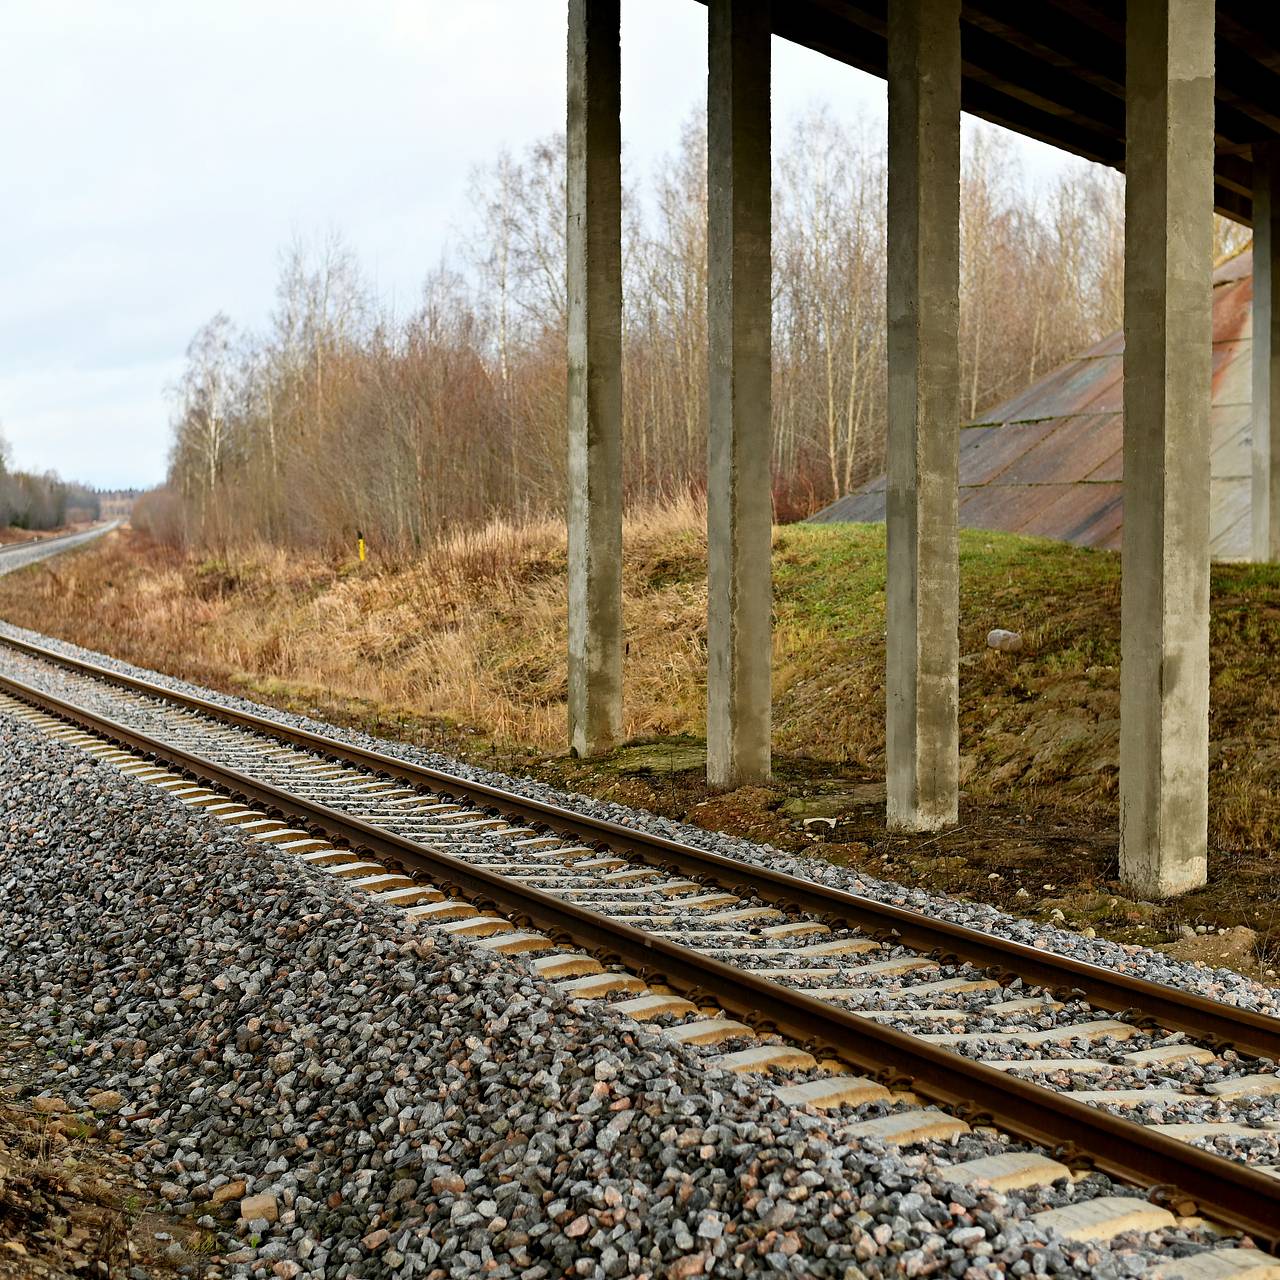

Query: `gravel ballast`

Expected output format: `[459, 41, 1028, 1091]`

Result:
[1, 616, 1276, 1018]
[0, 701, 1254, 1278]
[2, 622, 1279, 1276]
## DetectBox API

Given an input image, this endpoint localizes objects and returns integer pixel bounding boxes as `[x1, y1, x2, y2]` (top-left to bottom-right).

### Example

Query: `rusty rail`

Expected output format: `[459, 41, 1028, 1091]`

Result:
[1, 630, 1277, 1061]
[0, 663, 1278, 1247]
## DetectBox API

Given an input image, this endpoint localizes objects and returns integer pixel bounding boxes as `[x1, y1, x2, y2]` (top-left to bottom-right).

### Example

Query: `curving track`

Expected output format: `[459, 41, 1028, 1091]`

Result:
[0, 520, 120, 576]
[0, 628, 1277, 1266]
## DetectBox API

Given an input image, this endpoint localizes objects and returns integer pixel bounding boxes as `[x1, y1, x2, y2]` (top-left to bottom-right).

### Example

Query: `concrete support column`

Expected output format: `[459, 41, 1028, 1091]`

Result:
[566, 0, 623, 758]
[1252, 141, 1280, 563]
[1120, 0, 1215, 897]
[885, 0, 961, 832]
[706, 0, 772, 789]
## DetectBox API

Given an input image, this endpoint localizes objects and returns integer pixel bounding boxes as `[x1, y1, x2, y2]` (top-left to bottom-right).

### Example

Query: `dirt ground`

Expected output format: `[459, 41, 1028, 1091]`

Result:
[0, 1031, 219, 1278]
[518, 739, 1279, 982]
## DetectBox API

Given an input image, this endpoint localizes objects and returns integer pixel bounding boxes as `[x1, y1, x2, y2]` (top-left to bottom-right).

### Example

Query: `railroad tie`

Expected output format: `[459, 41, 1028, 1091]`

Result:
[906, 977, 1000, 996]
[1204, 1074, 1280, 1101]
[702, 906, 787, 924]
[1125, 1044, 1216, 1067]
[670, 892, 740, 910]
[252, 828, 318, 845]
[528, 951, 599, 976]
[555, 972, 646, 999]
[435, 916, 512, 938]
[372, 885, 444, 907]
[1150, 1122, 1280, 1142]
[1031, 1196, 1175, 1243]
[297, 849, 362, 866]
[665, 1019, 753, 1046]
[655, 880, 705, 896]
[709, 1044, 817, 1074]
[773, 956, 937, 989]
[981, 1058, 1114, 1076]
[983, 997, 1064, 1017]
[1151, 1251, 1280, 1280]
[473, 931, 547, 952]
[404, 900, 476, 923]
[601, 867, 665, 885]
[761, 920, 829, 939]
[323, 861, 387, 880]
[841, 1110, 971, 1145]
[772, 1075, 890, 1111]
[939, 1151, 1070, 1192]
[210, 809, 272, 826]
[923, 1018, 1137, 1048]
[272, 836, 339, 856]
[610, 993, 697, 1022]
[1064, 1087, 1201, 1110]
[346, 873, 417, 893]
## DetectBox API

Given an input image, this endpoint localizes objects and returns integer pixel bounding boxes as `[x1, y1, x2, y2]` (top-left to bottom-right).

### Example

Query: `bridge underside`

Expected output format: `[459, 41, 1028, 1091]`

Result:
[701, 0, 1280, 225]
[566, 0, 1280, 900]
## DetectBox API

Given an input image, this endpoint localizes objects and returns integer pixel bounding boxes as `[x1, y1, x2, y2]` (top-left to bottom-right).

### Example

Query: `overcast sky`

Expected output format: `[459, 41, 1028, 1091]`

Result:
[0, 0, 1078, 490]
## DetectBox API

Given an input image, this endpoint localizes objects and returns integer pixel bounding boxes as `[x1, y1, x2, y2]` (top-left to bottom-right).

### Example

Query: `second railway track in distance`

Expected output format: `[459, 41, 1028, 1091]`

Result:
[0, 521, 117, 574]
[0, 628, 1278, 1261]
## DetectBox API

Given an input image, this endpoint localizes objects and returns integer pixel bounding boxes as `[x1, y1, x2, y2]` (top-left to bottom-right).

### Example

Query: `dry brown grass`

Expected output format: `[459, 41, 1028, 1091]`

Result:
[5, 507, 1280, 862]
[0, 500, 712, 749]
[0, 1088, 216, 1277]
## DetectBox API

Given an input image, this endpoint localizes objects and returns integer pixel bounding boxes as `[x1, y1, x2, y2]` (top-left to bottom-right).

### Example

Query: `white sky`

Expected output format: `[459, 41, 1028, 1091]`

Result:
[0, 0, 1078, 489]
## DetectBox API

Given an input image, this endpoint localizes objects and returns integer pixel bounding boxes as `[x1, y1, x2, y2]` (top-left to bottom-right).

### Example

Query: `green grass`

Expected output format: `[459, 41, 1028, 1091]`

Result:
[6, 515, 1280, 855]
[767, 522, 1280, 853]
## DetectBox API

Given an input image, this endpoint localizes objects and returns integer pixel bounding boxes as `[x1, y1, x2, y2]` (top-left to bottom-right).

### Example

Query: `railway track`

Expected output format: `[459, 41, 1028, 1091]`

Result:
[0, 521, 119, 576]
[0, 628, 1278, 1269]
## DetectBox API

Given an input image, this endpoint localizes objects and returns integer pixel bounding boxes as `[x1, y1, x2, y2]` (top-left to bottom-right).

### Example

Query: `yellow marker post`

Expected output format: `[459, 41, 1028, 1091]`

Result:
[357, 530, 366, 564]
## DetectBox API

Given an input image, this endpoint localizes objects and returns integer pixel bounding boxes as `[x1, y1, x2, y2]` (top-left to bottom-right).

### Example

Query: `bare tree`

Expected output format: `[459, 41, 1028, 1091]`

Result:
[172, 313, 236, 500]
[154, 110, 1143, 556]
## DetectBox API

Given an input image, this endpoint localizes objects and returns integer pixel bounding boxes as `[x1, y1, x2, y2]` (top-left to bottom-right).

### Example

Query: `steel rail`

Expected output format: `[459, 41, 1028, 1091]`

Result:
[1, 630, 1277, 1062]
[2, 666, 1278, 1248]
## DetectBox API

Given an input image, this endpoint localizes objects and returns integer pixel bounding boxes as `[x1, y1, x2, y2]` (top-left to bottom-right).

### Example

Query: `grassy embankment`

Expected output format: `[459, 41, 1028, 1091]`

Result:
[3, 506, 1279, 971]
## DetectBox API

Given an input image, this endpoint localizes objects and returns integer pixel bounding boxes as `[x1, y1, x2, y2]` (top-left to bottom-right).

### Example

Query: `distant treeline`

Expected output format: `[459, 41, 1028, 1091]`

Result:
[140, 111, 1249, 556]
[0, 437, 100, 530]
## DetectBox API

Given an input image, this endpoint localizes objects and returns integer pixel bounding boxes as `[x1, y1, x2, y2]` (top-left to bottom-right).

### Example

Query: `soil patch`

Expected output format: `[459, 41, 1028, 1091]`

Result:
[0, 1032, 219, 1277]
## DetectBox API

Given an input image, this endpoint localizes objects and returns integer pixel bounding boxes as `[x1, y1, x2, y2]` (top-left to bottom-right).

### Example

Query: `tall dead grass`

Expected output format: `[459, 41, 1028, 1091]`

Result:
[7, 512, 1280, 858]
[0, 502, 713, 749]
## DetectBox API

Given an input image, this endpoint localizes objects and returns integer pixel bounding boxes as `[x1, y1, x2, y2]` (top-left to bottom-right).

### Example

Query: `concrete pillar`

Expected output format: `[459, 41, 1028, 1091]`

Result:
[1252, 141, 1280, 563]
[884, 0, 961, 832]
[566, 0, 622, 758]
[1119, 0, 1215, 897]
[706, 0, 772, 790]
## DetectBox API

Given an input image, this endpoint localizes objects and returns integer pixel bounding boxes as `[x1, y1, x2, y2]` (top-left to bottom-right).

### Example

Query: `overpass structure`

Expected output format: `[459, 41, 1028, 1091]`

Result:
[813, 249, 1256, 560]
[563, 0, 1280, 899]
